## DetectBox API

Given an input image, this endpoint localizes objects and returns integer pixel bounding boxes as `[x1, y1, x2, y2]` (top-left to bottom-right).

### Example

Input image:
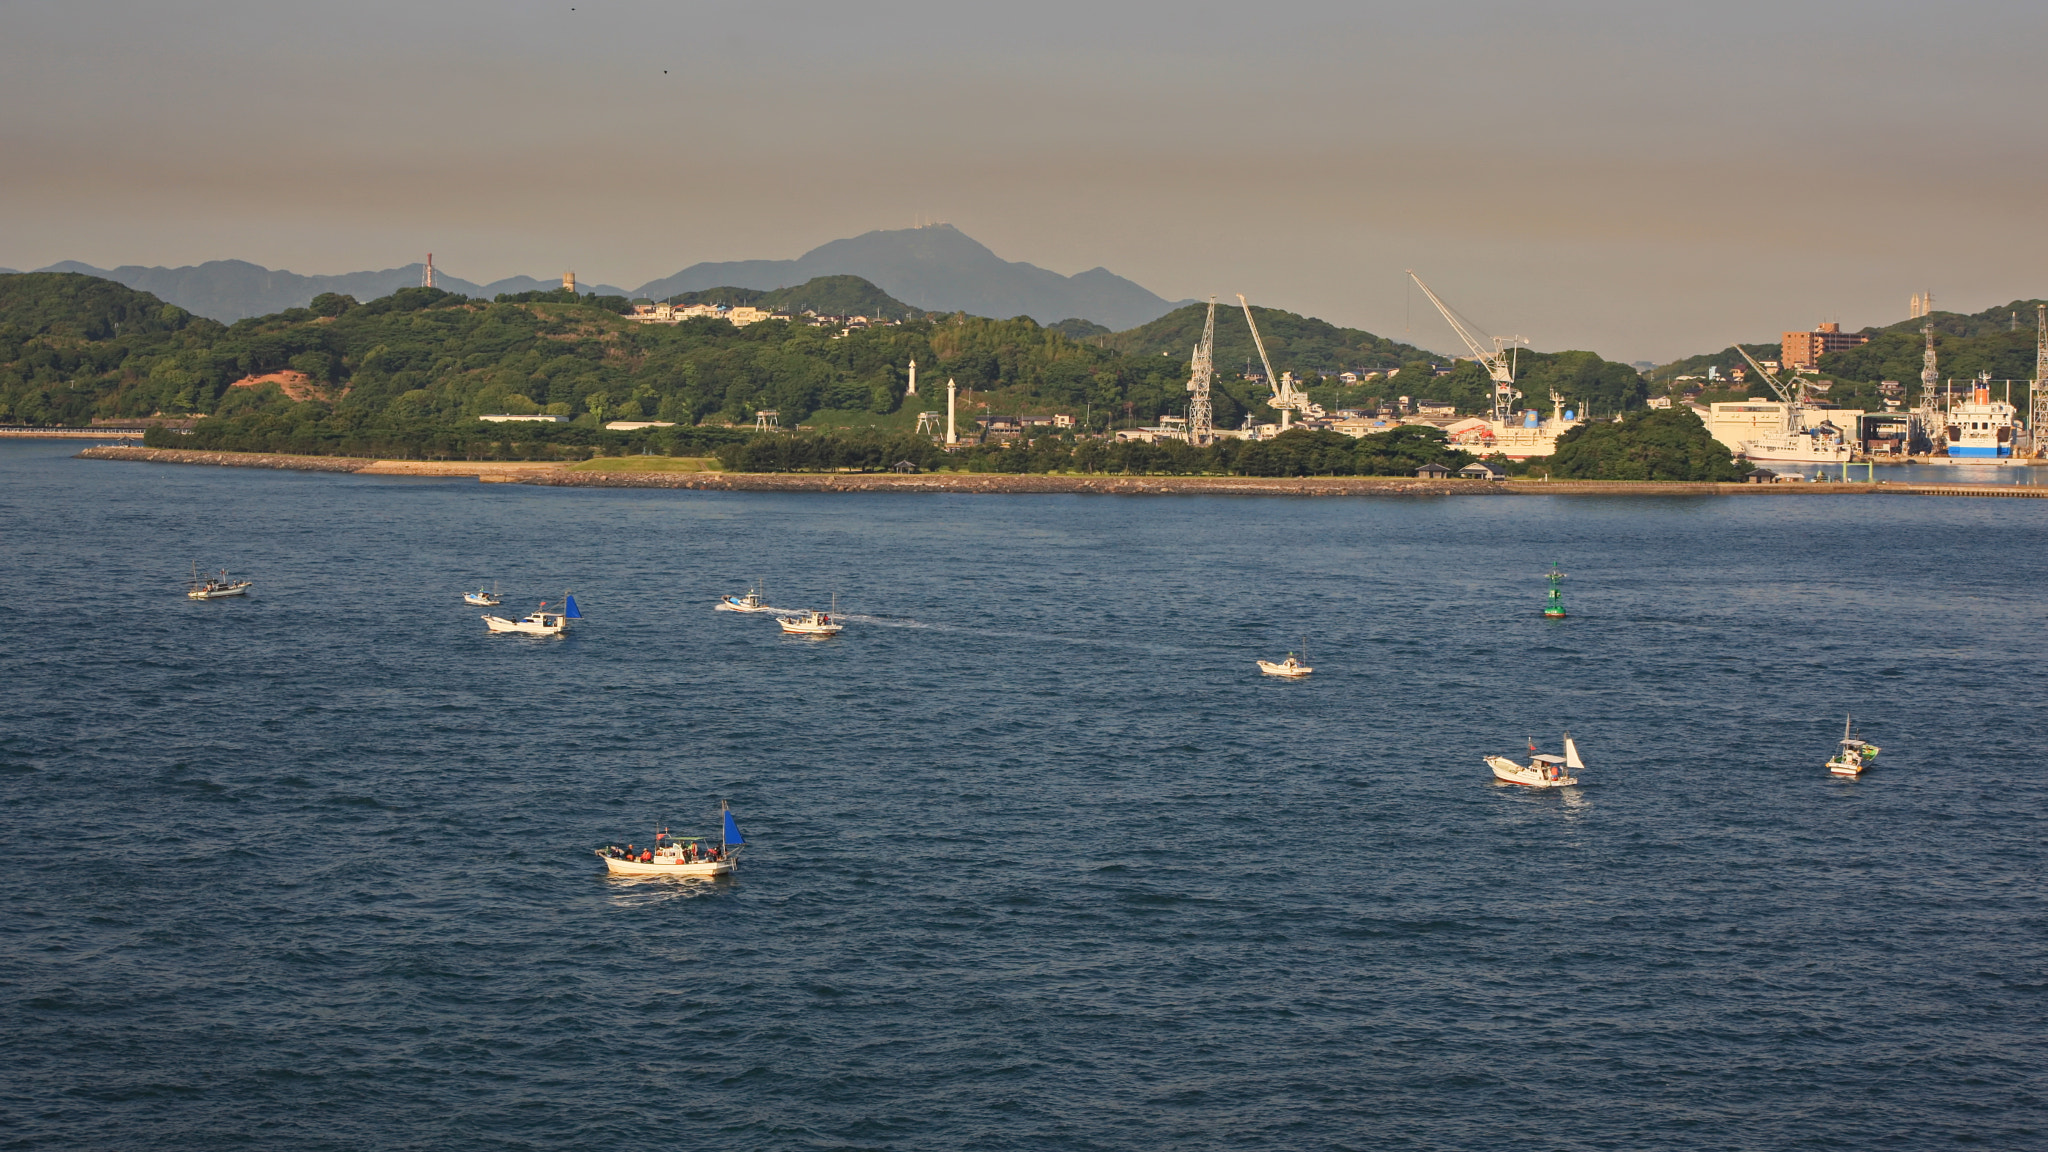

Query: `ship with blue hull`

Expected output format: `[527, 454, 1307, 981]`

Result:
[1944, 377, 2017, 460]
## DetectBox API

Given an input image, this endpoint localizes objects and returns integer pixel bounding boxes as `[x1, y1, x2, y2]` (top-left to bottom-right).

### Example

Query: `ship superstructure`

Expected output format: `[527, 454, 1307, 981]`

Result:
[1944, 376, 2016, 459]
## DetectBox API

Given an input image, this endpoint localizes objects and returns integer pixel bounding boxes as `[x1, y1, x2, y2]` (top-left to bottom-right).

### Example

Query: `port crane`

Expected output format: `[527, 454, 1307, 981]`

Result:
[1730, 344, 1800, 405]
[1406, 271, 1527, 424]
[1237, 294, 1323, 430]
[1184, 296, 1217, 446]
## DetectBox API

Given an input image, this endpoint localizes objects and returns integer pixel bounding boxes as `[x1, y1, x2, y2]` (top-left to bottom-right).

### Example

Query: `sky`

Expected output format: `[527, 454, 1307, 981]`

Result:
[3, 0, 2045, 362]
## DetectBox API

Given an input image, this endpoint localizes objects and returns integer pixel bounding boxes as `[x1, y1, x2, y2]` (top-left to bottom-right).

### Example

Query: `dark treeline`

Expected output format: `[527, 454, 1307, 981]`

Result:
[147, 412, 752, 460]
[717, 425, 1475, 477]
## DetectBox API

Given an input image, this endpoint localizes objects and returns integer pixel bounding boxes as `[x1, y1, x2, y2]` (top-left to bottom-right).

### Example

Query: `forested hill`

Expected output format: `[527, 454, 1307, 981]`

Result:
[1101, 302, 1433, 377]
[1650, 298, 2048, 390]
[0, 272, 1202, 441]
[1, 271, 1657, 459]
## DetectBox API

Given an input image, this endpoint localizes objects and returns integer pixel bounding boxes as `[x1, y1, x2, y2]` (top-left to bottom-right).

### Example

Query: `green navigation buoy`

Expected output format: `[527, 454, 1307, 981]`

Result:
[1543, 564, 1567, 618]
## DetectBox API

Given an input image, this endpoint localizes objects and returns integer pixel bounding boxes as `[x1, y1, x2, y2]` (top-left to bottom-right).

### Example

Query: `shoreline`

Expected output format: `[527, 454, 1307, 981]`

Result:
[69, 445, 2048, 498]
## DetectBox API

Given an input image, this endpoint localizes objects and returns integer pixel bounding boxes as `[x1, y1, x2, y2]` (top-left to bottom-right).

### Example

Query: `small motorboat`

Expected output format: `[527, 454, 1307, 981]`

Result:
[1826, 715, 1880, 777]
[464, 582, 503, 606]
[777, 593, 843, 636]
[596, 804, 744, 878]
[716, 579, 776, 613]
[1486, 733, 1584, 788]
[777, 609, 843, 636]
[187, 564, 252, 600]
[484, 592, 581, 635]
[1256, 654, 1313, 678]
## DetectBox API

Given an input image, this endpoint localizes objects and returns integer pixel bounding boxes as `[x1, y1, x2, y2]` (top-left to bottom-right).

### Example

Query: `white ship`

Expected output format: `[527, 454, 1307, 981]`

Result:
[484, 593, 581, 635]
[1721, 346, 1857, 465]
[187, 564, 252, 600]
[1486, 733, 1585, 788]
[1733, 414, 1853, 465]
[1943, 376, 2016, 460]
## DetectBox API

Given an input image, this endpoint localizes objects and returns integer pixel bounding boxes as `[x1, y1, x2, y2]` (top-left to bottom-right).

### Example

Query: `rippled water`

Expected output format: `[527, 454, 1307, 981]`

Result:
[3, 439, 2043, 1150]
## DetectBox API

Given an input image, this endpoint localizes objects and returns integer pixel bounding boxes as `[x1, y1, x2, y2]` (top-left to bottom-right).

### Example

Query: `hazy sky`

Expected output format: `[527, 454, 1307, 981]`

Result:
[4, 0, 2044, 361]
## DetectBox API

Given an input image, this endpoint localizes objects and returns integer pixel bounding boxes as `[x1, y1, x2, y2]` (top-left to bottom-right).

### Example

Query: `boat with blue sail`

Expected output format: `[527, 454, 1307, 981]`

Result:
[597, 803, 745, 877]
[484, 592, 581, 635]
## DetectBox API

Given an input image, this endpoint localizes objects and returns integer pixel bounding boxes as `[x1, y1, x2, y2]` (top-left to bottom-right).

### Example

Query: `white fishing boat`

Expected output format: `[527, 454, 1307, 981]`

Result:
[1257, 639, 1313, 677]
[463, 582, 503, 607]
[483, 592, 581, 635]
[187, 564, 253, 600]
[777, 594, 843, 636]
[1826, 715, 1881, 777]
[596, 804, 745, 877]
[717, 580, 775, 613]
[1486, 733, 1584, 788]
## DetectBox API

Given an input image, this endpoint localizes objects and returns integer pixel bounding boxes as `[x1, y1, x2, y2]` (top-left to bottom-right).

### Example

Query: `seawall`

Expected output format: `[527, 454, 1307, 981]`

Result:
[69, 446, 2048, 498]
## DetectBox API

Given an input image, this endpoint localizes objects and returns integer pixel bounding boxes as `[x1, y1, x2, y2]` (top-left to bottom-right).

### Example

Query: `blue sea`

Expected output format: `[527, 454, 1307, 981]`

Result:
[2, 438, 2043, 1151]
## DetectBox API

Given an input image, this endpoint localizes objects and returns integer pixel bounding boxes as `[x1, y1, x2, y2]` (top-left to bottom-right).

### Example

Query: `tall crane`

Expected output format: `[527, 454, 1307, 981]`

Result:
[2031, 304, 2048, 458]
[1407, 270, 1526, 424]
[1185, 297, 1217, 446]
[1236, 294, 1323, 430]
[1917, 322, 1944, 454]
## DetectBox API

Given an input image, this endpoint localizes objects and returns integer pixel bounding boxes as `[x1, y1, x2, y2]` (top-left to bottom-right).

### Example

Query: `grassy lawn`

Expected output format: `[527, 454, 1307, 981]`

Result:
[567, 456, 722, 473]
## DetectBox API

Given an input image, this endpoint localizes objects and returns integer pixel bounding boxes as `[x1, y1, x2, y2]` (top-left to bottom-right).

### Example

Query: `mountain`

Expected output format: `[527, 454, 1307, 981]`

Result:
[30, 260, 629, 323]
[633, 224, 1188, 330]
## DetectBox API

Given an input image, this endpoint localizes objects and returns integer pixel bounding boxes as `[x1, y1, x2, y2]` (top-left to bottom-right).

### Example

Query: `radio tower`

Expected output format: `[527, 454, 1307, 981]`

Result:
[1915, 322, 1943, 454]
[2031, 304, 2048, 458]
[422, 253, 435, 289]
[1184, 296, 1217, 446]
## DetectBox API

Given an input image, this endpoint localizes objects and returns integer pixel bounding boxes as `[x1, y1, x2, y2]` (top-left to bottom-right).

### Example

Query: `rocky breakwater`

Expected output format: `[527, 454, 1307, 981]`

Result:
[76, 445, 375, 472]
[526, 472, 1504, 497]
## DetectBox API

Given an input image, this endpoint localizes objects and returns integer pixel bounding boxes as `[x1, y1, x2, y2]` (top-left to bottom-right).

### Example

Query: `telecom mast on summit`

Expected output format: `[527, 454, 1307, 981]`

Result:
[422, 254, 435, 290]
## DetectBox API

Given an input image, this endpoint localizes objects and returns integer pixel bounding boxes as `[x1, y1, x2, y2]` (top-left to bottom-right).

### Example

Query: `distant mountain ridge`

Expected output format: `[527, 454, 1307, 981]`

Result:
[632, 225, 1187, 330]
[29, 225, 1187, 329]
[31, 260, 630, 324]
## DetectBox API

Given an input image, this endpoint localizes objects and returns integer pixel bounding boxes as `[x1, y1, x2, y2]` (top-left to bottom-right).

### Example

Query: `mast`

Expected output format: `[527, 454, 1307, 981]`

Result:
[1184, 297, 1217, 446]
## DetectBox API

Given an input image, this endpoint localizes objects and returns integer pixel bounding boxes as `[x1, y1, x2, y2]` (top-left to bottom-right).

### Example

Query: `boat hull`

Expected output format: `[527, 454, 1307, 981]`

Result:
[464, 594, 502, 606]
[187, 583, 252, 600]
[483, 614, 566, 635]
[597, 853, 734, 877]
[1486, 756, 1577, 788]
[1256, 660, 1312, 677]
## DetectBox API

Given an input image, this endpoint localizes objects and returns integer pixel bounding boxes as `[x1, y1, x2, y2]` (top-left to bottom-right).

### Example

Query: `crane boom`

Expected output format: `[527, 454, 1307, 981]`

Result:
[1407, 270, 1512, 386]
[1237, 294, 1281, 400]
[1406, 270, 1523, 424]
[1731, 344, 1795, 405]
[1237, 294, 1322, 431]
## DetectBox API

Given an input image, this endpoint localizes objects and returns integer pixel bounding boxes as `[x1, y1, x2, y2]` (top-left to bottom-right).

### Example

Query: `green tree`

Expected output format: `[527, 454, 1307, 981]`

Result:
[1549, 408, 1746, 480]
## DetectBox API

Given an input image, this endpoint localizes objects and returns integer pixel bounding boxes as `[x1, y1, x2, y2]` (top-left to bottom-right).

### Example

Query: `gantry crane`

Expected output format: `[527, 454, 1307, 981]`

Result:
[1237, 294, 1323, 430]
[1406, 271, 1527, 424]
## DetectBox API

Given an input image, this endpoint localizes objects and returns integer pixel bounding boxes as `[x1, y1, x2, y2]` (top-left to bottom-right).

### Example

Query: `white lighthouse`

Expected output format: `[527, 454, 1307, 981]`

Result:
[946, 377, 958, 446]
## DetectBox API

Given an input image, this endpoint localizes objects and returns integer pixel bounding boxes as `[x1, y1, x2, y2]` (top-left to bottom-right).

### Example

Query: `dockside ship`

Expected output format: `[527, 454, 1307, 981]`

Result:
[1944, 378, 2016, 460]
